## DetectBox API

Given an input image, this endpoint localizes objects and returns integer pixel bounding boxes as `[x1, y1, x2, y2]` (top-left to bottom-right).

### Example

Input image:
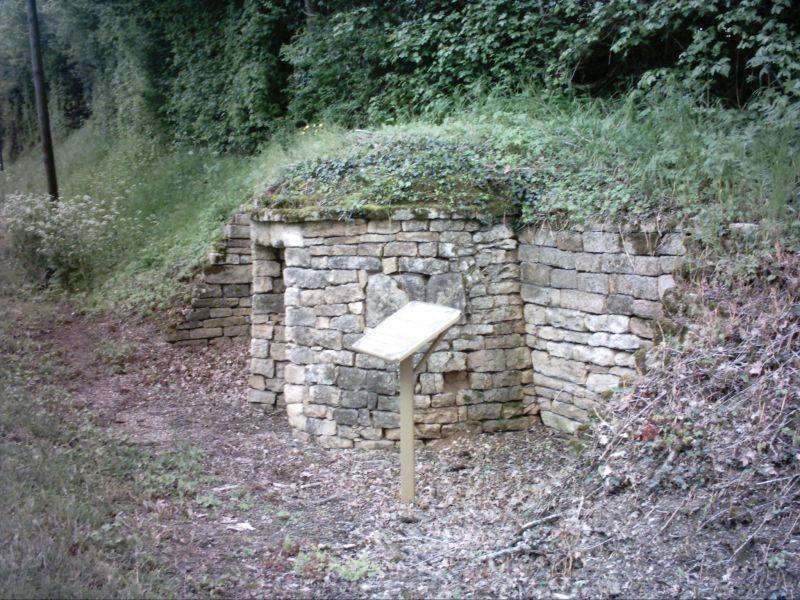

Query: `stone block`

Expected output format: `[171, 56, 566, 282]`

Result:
[283, 268, 328, 289]
[248, 389, 276, 405]
[333, 408, 359, 426]
[337, 367, 367, 390]
[632, 299, 663, 319]
[366, 370, 396, 395]
[285, 306, 316, 327]
[290, 327, 342, 350]
[551, 268, 577, 289]
[327, 270, 358, 284]
[253, 293, 283, 315]
[588, 332, 642, 350]
[576, 272, 609, 294]
[600, 254, 634, 274]
[558, 290, 606, 314]
[540, 410, 581, 434]
[319, 435, 354, 449]
[583, 232, 621, 253]
[416, 407, 458, 424]
[358, 243, 383, 257]
[365, 274, 409, 327]
[305, 363, 336, 385]
[426, 351, 467, 372]
[384, 241, 417, 256]
[505, 347, 531, 370]
[585, 314, 630, 333]
[531, 351, 588, 384]
[612, 274, 659, 300]
[467, 349, 506, 372]
[586, 372, 620, 393]
[467, 403, 502, 420]
[190, 327, 222, 339]
[574, 252, 602, 272]
[204, 264, 252, 284]
[629, 317, 654, 339]
[520, 262, 552, 286]
[426, 272, 466, 310]
[373, 411, 400, 428]
[327, 256, 382, 271]
[251, 358, 274, 378]
[253, 260, 282, 277]
[555, 231, 583, 251]
[197, 285, 222, 298]
[284, 364, 305, 384]
[382, 257, 399, 274]
[326, 283, 366, 304]
[316, 304, 348, 317]
[222, 284, 251, 298]
[658, 274, 676, 298]
[398, 257, 449, 275]
[633, 256, 661, 276]
[572, 344, 617, 367]
[545, 307, 587, 331]
[340, 390, 373, 408]
[657, 233, 686, 255]
[521, 284, 559, 306]
[531, 227, 556, 246]
[305, 418, 337, 437]
[284, 248, 311, 267]
[482, 418, 530, 432]
[607, 294, 634, 315]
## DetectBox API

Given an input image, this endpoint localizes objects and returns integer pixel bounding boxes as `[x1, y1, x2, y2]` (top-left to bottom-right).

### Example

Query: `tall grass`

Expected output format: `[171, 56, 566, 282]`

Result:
[2, 91, 797, 311]
[431, 91, 800, 239]
[1, 122, 349, 311]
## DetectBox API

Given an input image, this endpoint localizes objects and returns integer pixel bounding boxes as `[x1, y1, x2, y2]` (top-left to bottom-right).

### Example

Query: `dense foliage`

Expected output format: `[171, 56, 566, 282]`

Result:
[1, 0, 799, 155]
[1, 1, 799, 304]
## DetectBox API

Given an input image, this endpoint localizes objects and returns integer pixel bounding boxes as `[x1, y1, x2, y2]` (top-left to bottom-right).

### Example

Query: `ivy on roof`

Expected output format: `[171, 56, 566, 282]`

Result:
[255, 135, 538, 222]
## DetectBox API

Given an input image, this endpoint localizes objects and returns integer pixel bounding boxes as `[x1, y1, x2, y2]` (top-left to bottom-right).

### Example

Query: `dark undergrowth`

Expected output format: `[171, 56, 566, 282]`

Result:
[501, 252, 800, 597]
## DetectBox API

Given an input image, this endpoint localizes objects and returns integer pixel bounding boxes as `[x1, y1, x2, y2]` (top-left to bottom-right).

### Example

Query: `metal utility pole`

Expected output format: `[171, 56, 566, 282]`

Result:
[26, 0, 58, 199]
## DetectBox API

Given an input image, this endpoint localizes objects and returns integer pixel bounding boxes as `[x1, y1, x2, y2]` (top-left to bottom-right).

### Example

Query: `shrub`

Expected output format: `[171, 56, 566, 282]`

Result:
[1, 192, 143, 289]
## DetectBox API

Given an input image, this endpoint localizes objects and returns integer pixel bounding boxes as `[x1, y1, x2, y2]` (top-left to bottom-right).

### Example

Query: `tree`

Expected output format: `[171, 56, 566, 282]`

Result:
[26, 0, 58, 199]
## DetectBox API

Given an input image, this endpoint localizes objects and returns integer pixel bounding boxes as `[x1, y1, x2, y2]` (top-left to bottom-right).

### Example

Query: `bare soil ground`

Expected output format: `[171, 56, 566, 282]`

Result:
[7, 305, 592, 598]
[2, 229, 798, 597]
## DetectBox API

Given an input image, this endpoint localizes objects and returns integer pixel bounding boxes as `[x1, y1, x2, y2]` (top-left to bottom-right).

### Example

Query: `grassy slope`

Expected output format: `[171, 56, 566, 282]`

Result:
[1, 122, 350, 311]
[2, 92, 798, 312]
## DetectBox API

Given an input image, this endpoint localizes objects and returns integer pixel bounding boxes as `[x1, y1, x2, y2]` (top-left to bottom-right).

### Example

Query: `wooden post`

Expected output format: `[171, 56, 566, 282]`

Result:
[26, 0, 58, 200]
[351, 301, 461, 505]
[399, 356, 415, 503]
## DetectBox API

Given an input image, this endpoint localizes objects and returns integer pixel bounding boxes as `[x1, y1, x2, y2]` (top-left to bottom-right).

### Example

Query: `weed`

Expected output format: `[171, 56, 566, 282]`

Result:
[330, 554, 379, 582]
[94, 339, 137, 374]
[293, 550, 329, 580]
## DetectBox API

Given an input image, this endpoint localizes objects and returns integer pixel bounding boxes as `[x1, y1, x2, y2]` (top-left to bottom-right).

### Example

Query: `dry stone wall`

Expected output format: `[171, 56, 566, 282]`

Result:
[168, 208, 685, 440]
[248, 245, 288, 406]
[519, 223, 685, 433]
[250, 211, 533, 448]
[167, 213, 253, 346]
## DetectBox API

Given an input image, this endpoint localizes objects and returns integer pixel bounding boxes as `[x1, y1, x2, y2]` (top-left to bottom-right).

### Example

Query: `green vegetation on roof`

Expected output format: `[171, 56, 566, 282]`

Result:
[256, 135, 532, 222]
[255, 92, 800, 239]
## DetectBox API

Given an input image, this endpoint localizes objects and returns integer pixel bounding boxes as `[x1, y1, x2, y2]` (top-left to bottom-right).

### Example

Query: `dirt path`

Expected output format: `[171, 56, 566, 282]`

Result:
[11, 305, 592, 598]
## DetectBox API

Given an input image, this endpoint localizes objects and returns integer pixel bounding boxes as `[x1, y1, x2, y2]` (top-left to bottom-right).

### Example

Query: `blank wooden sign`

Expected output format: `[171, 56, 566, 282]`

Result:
[353, 301, 462, 503]
[352, 301, 461, 362]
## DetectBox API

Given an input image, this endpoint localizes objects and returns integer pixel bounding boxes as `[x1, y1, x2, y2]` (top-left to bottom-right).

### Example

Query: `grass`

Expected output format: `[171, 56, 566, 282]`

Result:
[2, 90, 798, 313]
[261, 91, 800, 245]
[0, 255, 203, 598]
[1, 120, 350, 312]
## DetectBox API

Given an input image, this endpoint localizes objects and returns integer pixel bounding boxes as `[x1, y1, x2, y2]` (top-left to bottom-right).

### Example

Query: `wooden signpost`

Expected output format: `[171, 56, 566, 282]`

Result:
[353, 301, 461, 503]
